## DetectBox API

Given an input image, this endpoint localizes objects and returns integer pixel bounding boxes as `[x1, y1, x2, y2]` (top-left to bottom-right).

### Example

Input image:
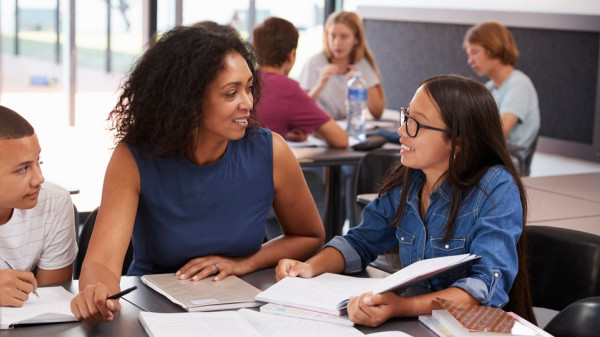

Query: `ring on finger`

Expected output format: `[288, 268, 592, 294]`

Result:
[213, 263, 220, 274]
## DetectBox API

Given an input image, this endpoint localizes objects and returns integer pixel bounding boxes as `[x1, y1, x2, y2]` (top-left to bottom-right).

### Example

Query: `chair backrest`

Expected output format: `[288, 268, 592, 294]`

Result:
[521, 133, 539, 176]
[350, 150, 402, 227]
[73, 207, 134, 279]
[544, 296, 600, 337]
[73, 204, 80, 238]
[527, 226, 600, 311]
[511, 131, 540, 177]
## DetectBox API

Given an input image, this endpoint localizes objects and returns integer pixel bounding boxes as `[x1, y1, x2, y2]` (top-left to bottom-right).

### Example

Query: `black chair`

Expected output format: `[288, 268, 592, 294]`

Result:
[74, 207, 134, 279]
[544, 296, 600, 337]
[527, 226, 600, 311]
[511, 131, 539, 177]
[73, 204, 80, 238]
[526, 225, 600, 328]
[348, 149, 402, 228]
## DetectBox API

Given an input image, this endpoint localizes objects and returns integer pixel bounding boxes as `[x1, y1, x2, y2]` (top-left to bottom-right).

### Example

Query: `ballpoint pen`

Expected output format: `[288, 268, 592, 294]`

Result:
[1, 255, 40, 298]
[107, 285, 137, 300]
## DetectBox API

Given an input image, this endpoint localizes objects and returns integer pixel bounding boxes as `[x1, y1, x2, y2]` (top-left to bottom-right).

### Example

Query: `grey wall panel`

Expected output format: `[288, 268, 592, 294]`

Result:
[365, 20, 599, 146]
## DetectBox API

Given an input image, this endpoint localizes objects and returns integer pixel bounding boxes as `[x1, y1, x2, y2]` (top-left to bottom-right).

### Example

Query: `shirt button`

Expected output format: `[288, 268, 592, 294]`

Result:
[444, 244, 450, 249]
[400, 237, 405, 241]
[494, 272, 499, 278]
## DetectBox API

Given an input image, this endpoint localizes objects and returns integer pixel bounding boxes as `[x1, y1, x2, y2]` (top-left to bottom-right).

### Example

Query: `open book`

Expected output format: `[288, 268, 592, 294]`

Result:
[138, 309, 413, 337]
[141, 273, 262, 312]
[1, 286, 77, 329]
[255, 254, 479, 316]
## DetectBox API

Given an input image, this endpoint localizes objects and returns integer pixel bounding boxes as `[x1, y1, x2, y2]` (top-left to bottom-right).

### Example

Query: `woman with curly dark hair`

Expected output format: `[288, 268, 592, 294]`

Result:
[71, 24, 325, 325]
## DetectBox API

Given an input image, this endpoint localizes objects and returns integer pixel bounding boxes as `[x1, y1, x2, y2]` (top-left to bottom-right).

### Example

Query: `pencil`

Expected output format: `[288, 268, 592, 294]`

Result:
[1, 255, 39, 298]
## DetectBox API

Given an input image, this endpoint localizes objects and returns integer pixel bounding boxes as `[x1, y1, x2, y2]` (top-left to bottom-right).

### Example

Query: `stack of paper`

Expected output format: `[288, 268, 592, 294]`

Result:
[139, 309, 413, 337]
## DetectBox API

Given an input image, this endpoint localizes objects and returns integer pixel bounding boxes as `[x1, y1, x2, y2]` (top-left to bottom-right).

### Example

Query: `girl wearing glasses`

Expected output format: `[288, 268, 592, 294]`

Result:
[276, 74, 534, 326]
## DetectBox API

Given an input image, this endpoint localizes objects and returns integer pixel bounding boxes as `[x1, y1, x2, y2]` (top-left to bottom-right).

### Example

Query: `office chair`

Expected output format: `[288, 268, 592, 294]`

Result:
[511, 131, 539, 177]
[543, 296, 600, 337]
[349, 149, 402, 228]
[74, 207, 134, 279]
[73, 204, 80, 239]
[526, 226, 600, 326]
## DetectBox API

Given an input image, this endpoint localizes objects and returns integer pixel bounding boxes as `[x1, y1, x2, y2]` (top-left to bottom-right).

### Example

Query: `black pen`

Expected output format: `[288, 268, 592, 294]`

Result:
[107, 285, 137, 300]
[1, 255, 39, 298]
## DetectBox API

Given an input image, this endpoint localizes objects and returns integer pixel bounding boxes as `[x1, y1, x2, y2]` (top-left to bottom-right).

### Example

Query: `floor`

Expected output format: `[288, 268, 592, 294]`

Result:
[3, 53, 600, 213]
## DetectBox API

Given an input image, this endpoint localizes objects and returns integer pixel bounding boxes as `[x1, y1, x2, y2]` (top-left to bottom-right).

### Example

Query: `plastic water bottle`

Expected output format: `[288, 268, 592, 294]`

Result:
[346, 72, 367, 141]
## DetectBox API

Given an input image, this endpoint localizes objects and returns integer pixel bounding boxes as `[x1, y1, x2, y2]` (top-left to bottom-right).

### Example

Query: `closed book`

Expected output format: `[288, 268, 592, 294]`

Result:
[431, 310, 540, 337]
[141, 273, 262, 312]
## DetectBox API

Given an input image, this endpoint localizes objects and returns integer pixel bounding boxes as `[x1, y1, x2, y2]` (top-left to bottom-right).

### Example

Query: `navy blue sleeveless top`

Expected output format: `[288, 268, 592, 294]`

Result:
[126, 128, 274, 275]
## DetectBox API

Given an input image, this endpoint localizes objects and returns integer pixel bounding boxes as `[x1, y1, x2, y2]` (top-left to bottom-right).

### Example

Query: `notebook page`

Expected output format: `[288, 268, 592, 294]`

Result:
[138, 311, 261, 337]
[1, 286, 76, 329]
[255, 274, 379, 315]
[238, 308, 364, 337]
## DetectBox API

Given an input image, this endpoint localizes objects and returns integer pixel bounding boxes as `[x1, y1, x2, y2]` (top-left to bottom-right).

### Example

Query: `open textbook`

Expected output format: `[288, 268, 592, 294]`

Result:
[1, 286, 77, 329]
[255, 254, 479, 316]
[138, 309, 413, 337]
[141, 273, 262, 312]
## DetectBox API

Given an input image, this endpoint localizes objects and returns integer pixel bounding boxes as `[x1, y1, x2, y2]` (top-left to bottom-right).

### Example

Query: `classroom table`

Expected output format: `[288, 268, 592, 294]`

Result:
[292, 111, 400, 241]
[4, 268, 438, 337]
[293, 144, 400, 241]
[526, 188, 600, 222]
[522, 172, 600, 204]
[356, 173, 600, 237]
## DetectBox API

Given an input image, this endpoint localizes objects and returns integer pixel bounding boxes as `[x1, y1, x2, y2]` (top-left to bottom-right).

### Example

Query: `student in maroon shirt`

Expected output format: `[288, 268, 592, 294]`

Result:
[253, 17, 348, 148]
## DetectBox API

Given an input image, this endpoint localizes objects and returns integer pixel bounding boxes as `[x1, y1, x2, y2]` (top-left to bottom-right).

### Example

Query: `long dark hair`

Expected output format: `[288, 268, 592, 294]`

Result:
[109, 24, 262, 157]
[380, 74, 534, 322]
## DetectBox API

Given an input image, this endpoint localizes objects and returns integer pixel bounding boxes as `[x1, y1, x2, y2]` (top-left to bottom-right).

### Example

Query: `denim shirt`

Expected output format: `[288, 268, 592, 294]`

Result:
[326, 165, 522, 308]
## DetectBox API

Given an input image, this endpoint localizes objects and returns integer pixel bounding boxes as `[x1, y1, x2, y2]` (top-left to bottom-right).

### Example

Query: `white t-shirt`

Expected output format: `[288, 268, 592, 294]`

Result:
[299, 52, 380, 120]
[0, 181, 78, 272]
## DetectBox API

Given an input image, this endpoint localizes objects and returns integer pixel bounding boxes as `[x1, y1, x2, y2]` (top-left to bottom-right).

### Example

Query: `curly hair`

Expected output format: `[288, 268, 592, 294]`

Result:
[110, 24, 262, 157]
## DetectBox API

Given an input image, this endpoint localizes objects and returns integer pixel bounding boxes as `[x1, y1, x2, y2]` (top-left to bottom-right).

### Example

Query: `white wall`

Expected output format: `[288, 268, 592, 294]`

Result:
[344, 0, 600, 15]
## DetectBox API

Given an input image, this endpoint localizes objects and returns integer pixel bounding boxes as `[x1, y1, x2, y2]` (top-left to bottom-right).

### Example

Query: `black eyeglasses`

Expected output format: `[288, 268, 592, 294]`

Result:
[400, 107, 450, 138]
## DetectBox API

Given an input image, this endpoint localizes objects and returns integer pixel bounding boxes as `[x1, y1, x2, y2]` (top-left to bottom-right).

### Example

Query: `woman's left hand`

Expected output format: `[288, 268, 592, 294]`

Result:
[347, 291, 401, 327]
[175, 256, 246, 281]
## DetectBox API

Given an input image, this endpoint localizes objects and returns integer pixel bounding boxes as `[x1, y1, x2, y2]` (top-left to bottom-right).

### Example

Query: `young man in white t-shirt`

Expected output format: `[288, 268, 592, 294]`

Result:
[0, 105, 78, 307]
